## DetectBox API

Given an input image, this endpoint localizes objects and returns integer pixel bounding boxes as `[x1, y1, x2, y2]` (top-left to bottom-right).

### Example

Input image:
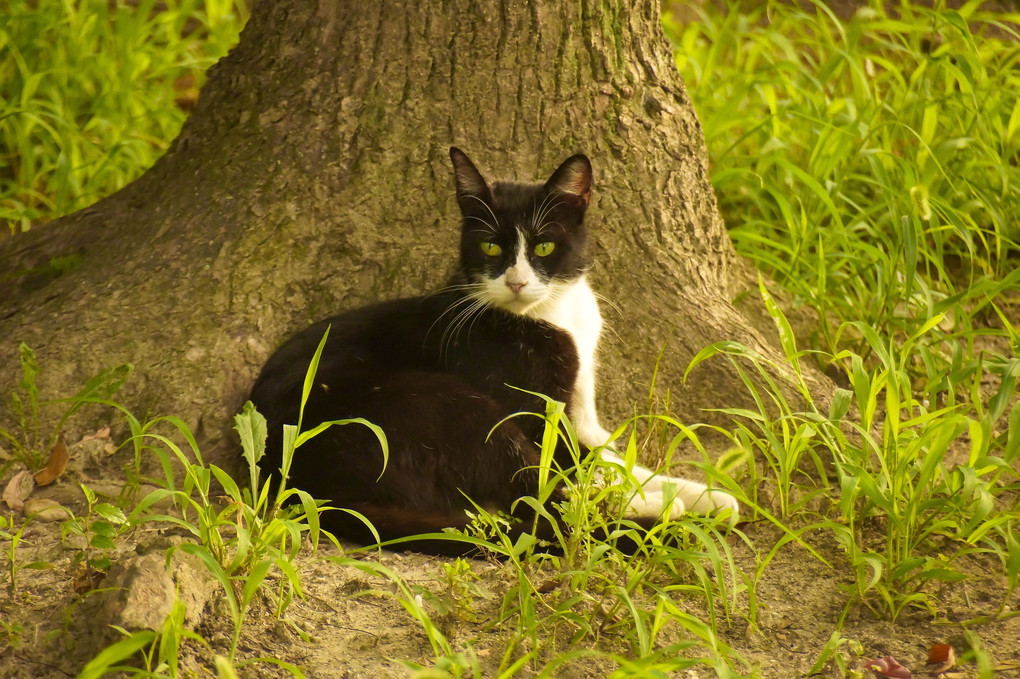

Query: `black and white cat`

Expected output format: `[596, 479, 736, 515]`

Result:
[249, 148, 738, 550]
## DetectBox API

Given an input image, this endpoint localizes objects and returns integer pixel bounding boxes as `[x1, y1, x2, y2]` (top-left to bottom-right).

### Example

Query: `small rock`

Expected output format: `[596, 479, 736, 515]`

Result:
[98, 549, 218, 631]
[23, 498, 72, 522]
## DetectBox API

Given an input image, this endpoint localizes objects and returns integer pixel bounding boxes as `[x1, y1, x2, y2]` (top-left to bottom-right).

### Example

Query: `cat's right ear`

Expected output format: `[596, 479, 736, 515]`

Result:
[545, 153, 593, 210]
[449, 147, 494, 212]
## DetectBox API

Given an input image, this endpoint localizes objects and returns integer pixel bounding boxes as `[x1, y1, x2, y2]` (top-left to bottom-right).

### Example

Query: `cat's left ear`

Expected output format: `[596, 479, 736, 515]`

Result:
[544, 153, 592, 210]
[450, 147, 494, 212]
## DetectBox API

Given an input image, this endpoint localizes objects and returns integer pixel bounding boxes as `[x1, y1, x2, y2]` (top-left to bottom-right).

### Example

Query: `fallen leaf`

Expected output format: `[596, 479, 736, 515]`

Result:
[3, 470, 36, 511]
[34, 435, 69, 486]
[23, 498, 71, 522]
[863, 655, 911, 678]
[72, 561, 104, 594]
[537, 579, 559, 593]
[926, 644, 955, 674]
[80, 426, 111, 443]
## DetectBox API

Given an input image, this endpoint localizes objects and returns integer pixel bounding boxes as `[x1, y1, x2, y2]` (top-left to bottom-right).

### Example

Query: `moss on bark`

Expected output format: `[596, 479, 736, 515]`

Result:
[0, 0, 828, 466]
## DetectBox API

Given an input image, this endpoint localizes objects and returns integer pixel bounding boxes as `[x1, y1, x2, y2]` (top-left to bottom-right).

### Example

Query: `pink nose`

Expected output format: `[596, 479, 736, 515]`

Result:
[507, 281, 527, 295]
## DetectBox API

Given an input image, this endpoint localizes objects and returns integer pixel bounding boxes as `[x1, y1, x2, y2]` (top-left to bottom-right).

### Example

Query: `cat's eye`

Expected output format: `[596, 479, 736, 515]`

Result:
[480, 242, 501, 256]
[534, 242, 556, 257]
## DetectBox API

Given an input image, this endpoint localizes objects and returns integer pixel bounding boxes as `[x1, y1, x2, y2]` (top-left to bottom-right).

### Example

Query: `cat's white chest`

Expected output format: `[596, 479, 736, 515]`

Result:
[529, 276, 601, 359]
[526, 276, 609, 446]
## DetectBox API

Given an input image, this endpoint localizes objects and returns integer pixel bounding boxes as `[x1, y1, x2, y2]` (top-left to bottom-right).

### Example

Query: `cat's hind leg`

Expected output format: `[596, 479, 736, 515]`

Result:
[597, 449, 739, 520]
[662, 475, 739, 517]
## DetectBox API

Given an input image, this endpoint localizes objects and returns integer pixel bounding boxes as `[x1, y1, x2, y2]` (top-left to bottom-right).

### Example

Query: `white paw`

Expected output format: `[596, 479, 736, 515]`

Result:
[639, 473, 739, 520]
[624, 489, 686, 521]
[676, 480, 739, 520]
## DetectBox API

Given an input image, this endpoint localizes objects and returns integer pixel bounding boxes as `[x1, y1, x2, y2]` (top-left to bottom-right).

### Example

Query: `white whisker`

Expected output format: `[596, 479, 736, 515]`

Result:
[463, 214, 498, 235]
[465, 195, 500, 234]
[592, 290, 622, 317]
[532, 193, 564, 238]
[442, 296, 490, 358]
[426, 284, 495, 361]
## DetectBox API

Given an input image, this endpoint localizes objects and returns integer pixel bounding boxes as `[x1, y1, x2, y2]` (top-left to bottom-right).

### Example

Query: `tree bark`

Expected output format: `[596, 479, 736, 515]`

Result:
[0, 0, 824, 464]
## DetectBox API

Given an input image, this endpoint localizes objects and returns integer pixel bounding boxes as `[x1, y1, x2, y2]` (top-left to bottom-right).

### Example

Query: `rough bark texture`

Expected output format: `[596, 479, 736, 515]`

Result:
[0, 0, 822, 465]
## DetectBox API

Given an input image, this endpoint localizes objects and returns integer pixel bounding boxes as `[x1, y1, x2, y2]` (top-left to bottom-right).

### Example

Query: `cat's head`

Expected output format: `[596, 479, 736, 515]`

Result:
[449, 147, 593, 315]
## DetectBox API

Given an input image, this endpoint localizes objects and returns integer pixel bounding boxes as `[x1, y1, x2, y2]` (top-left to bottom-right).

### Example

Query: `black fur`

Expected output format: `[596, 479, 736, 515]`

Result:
[249, 149, 596, 553]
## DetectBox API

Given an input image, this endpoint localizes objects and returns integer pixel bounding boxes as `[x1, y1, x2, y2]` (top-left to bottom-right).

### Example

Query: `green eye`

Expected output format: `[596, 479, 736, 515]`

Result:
[480, 241, 502, 256]
[534, 241, 556, 257]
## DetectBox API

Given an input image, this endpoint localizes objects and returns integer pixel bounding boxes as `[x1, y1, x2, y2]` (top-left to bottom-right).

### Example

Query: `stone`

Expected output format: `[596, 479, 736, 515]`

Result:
[99, 548, 217, 631]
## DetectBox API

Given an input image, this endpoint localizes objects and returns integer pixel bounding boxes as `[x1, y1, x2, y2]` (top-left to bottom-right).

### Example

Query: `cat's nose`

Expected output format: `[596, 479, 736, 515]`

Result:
[507, 281, 527, 295]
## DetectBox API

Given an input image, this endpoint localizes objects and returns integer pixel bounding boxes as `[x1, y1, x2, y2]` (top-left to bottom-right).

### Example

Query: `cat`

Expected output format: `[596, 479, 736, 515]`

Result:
[248, 148, 738, 552]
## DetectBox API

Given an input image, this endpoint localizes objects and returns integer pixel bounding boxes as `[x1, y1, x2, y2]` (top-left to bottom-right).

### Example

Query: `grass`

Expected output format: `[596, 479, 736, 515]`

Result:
[1, 343, 132, 474]
[0, 0, 247, 235]
[1, 0, 1020, 677]
[666, 0, 1020, 625]
[666, 0, 1020, 355]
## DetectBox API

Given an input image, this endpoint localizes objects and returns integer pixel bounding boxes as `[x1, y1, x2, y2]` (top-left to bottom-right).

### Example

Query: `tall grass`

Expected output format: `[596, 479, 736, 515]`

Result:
[0, 0, 247, 235]
[691, 281, 1020, 621]
[666, 0, 1020, 627]
[666, 0, 1020, 354]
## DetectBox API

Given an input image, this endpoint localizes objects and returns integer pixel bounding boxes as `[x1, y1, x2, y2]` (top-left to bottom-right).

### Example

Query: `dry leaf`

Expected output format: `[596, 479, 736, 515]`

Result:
[72, 561, 104, 595]
[23, 498, 71, 522]
[537, 579, 559, 593]
[926, 644, 956, 674]
[864, 655, 911, 678]
[34, 435, 69, 486]
[3, 470, 36, 511]
[80, 426, 111, 443]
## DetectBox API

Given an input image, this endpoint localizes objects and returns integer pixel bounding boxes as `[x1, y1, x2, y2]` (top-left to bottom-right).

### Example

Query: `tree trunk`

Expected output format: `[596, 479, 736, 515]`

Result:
[0, 0, 824, 464]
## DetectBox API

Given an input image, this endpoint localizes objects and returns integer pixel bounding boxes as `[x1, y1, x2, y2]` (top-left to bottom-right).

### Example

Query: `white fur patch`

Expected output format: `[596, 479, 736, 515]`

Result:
[480, 246, 740, 522]
[522, 274, 608, 449]
[527, 278, 740, 521]
[478, 236, 607, 446]
[482, 233, 545, 314]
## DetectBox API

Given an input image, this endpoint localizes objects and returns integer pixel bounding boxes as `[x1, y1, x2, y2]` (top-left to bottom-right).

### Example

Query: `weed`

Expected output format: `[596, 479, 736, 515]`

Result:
[0, 616, 24, 654]
[115, 327, 385, 662]
[415, 397, 747, 675]
[691, 281, 1020, 620]
[0, 343, 131, 471]
[417, 558, 495, 623]
[61, 484, 129, 586]
[77, 597, 307, 678]
[1, 512, 52, 596]
[75, 330, 375, 674]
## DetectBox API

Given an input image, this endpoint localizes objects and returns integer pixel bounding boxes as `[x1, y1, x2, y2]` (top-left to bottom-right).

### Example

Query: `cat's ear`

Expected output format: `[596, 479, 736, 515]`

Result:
[449, 147, 493, 211]
[544, 153, 592, 210]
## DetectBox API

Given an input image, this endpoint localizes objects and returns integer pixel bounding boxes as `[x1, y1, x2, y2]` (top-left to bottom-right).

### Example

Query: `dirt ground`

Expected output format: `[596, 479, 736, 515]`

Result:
[2, 444, 1019, 679]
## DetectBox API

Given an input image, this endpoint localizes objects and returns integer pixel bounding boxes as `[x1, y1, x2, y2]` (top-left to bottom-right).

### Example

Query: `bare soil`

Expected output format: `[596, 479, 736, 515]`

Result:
[2, 441, 1019, 678]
